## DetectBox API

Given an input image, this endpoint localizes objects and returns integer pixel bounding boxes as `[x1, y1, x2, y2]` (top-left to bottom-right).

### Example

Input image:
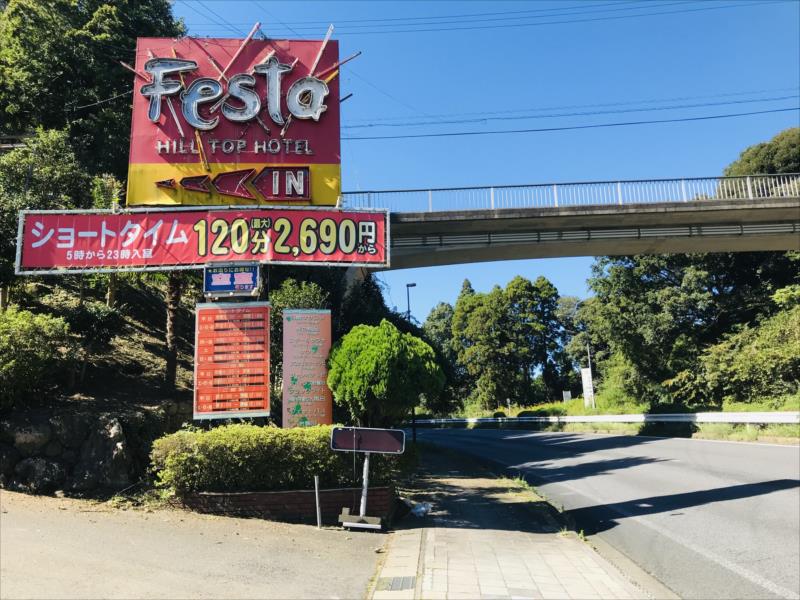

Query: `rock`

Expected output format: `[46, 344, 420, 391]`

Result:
[14, 458, 66, 494]
[69, 417, 132, 491]
[61, 449, 78, 465]
[0, 419, 14, 444]
[49, 413, 89, 449]
[0, 444, 20, 477]
[13, 420, 52, 456]
[44, 440, 63, 458]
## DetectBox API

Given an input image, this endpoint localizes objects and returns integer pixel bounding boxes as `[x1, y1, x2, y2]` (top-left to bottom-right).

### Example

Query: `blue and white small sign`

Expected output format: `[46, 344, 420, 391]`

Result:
[203, 264, 261, 297]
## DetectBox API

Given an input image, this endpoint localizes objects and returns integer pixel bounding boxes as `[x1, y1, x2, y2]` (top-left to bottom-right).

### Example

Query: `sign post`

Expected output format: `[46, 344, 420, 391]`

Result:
[330, 426, 405, 529]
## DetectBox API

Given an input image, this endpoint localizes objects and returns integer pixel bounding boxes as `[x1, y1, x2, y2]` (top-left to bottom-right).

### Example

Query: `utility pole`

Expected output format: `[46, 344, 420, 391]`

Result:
[586, 342, 595, 409]
[406, 282, 417, 442]
[405, 282, 416, 320]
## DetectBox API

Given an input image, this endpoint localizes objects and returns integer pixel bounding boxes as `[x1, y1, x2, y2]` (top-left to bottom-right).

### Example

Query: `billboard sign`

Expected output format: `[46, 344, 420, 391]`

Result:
[204, 263, 260, 296]
[282, 310, 333, 428]
[15, 206, 389, 274]
[194, 302, 270, 419]
[127, 36, 340, 206]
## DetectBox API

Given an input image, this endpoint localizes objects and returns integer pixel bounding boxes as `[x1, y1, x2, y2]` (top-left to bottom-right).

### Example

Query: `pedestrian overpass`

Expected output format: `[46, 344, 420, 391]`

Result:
[342, 174, 800, 269]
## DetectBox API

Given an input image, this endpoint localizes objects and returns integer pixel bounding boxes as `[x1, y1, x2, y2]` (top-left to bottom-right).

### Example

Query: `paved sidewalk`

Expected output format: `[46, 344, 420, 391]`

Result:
[371, 449, 647, 600]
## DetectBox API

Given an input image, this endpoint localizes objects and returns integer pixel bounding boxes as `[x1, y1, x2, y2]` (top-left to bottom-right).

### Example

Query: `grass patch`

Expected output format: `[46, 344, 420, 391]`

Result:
[694, 422, 799, 443]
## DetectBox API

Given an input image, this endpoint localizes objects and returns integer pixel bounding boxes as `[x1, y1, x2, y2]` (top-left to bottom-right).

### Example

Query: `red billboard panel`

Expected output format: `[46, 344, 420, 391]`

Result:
[194, 302, 270, 420]
[127, 36, 341, 206]
[282, 310, 333, 428]
[15, 207, 389, 274]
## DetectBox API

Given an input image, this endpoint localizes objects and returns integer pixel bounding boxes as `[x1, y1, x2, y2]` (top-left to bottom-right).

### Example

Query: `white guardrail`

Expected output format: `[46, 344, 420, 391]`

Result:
[416, 412, 800, 426]
[342, 173, 800, 213]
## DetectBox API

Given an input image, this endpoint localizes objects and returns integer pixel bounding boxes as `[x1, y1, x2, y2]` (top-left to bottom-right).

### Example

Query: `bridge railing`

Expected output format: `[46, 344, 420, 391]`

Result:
[342, 173, 800, 213]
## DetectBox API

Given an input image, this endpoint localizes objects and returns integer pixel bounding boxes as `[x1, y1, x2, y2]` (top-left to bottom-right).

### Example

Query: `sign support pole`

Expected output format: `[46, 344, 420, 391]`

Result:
[360, 452, 370, 517]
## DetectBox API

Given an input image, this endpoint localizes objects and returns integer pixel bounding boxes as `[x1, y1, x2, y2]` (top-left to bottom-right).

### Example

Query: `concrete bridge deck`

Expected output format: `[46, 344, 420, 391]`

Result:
[343, 174, 800, 269]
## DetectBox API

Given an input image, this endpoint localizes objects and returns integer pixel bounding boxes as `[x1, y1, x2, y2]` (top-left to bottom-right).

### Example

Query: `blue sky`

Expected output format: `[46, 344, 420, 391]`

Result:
[172, 0, 800, 321]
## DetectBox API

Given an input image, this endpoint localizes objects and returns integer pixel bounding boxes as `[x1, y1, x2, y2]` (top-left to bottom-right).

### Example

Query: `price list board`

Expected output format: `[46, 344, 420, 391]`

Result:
[193, 302, 270, 420]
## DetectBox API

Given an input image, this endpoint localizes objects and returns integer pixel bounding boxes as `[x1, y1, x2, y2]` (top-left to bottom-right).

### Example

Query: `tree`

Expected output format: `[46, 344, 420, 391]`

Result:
[0, 0, 184, 178]
[452, 284, 516, 409]
[723, 128, 799, 176]
[269, 278, 329, 383]
[0, 128, 90, 303]
[327, 319, 444, 427]
[450, 276, 573, 409]
[422, 302, 467, 416]
[91, 173, 123, 307]
[163, 272, 183, 391]
[581, 128, 800, 407]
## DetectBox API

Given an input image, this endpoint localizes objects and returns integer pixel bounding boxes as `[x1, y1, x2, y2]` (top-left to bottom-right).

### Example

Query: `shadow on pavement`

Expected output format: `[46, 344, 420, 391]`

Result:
[396, 445, 563, 534]
[567, 478, 800, 534]
[510, 456, 668, 485]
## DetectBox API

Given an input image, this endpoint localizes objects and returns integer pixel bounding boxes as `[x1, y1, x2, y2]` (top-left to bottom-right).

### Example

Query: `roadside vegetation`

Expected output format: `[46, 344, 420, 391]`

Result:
[151, 424, 411, 495]
[422, 130, 799, 429]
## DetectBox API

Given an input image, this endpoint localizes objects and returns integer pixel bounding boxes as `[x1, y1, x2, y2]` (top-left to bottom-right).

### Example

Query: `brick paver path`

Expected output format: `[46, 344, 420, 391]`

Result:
[372, 449, 646, 600]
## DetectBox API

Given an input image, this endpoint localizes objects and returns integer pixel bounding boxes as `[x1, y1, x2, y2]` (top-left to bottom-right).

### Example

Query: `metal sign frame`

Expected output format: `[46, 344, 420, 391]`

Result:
[193, 300, 271, 421]
[330, 426, 406, 455]
[203, 262, 262, 298]
[15, 204, 391, 275]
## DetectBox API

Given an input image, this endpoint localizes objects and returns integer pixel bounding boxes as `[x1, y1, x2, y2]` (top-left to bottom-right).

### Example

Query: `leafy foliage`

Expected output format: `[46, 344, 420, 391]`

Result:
[268, 278, 329, 383]
[0, 0, 184, 178]
[0, 307, 74, 410]
[668, 305, 800, 406]
[0, 129, 91, 285]
[447, 276, 575, 410]
[150, 424, 404, 495]
[327, 319, 444, 426]
[577, 128, 800, 408]
[723, 128, 799, 176]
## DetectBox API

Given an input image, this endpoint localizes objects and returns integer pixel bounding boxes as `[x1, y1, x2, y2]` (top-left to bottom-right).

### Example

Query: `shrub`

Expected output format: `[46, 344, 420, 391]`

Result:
[150, 424, 407, 495]
[0, 307, 73, 410]
[670, 306, 800, 406]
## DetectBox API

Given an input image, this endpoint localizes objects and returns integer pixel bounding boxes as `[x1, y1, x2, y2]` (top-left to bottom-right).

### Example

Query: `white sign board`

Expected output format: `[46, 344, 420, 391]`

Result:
[581, 368, 595, 408]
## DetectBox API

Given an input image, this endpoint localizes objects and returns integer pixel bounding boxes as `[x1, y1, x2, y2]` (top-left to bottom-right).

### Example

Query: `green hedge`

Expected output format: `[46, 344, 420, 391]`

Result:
[150, 424, 409, 495]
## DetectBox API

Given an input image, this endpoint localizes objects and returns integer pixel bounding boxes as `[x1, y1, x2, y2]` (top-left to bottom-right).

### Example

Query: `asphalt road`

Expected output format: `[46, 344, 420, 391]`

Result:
[0, 490, 383, 599]
[417, 428, 800, 600]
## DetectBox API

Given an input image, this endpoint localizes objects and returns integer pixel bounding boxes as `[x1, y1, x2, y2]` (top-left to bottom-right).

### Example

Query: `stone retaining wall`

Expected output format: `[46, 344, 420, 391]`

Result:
[180, 486, 395, 524]
[0, 403, 189, 494]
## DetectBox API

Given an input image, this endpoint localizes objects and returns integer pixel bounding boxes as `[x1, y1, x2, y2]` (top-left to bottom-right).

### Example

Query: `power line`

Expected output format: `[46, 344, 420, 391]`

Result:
[344, 87, 800, 125]
[183, 1, 244, 36]
[191, 1, 782, 36]
[185, 1, 683, 31]
[247, 1, 424, 116]
[72, 89, 133, 110]
[343, 94, 800, 129]
[179, 0, 645, 25]
[341, 107, 799, 140]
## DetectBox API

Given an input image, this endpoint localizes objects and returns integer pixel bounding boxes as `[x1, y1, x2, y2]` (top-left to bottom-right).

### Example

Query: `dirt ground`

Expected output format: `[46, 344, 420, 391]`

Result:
[0, 490, 386, 599]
